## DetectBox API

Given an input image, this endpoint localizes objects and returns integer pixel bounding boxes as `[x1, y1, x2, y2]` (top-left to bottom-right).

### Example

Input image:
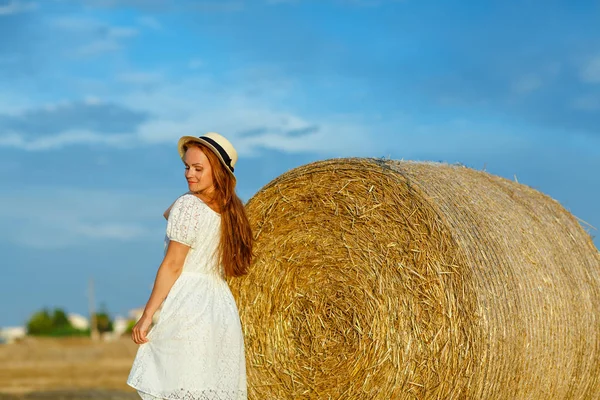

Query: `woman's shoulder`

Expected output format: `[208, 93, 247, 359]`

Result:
[172, 193, 202, 212]
[173, 193, 219, 217]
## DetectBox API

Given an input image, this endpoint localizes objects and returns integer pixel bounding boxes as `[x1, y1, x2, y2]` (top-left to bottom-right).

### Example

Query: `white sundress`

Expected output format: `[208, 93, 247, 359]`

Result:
[127, 194, 247, 400]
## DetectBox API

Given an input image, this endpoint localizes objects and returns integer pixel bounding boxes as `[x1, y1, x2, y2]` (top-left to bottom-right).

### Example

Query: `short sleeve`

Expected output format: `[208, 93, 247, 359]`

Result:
[165, 194, 205, 247]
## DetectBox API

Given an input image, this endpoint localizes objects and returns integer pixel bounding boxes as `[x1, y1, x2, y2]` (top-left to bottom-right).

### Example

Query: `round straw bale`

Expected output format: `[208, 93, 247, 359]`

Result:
[228, 158, 600, 399]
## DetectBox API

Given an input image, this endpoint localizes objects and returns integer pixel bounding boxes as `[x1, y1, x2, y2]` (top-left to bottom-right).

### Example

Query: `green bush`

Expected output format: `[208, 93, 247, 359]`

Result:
[26, 305, 117, 337]
[93, 302, 114, 334]
[125, 319, 136, 334]
[26, 308, 54, 335]
[26, 307, 96, 337]
[52, 308, 71, 328]
[93, 312, 114, 333]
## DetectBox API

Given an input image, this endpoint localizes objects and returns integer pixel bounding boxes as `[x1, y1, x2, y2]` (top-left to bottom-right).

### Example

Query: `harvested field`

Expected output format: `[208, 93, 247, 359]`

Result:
[0, 336, 139, 399]
[0, 389, 137, 400]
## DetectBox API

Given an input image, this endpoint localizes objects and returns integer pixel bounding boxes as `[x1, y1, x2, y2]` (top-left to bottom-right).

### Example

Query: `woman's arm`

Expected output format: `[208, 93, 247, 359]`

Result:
[163, 202, 174, 220]
[131, 240, 190, 344]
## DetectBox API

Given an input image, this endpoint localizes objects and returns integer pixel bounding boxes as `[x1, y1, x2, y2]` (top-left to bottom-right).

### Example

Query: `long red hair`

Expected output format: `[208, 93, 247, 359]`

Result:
[182, 142, 253, 277]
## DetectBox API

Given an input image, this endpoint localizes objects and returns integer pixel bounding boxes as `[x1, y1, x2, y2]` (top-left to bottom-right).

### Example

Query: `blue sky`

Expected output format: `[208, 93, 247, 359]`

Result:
[1, 0, 599, 327]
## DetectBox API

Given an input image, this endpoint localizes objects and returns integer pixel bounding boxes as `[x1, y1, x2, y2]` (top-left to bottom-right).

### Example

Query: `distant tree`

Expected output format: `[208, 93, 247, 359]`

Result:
[27, 308, 53, 335]
[125, 319, 136, 334]
[94, 313, 113, 333]
[51, 308, 71, 329]
[93, 303, 114, 334]
[27, 307, 88, 337]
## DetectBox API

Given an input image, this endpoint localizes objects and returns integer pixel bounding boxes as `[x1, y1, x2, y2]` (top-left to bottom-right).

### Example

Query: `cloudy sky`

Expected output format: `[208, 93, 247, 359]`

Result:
[1, 0, 598, 327]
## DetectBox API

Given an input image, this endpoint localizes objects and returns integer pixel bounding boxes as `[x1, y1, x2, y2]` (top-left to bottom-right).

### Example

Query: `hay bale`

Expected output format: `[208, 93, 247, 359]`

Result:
[228, 158, 600, 399]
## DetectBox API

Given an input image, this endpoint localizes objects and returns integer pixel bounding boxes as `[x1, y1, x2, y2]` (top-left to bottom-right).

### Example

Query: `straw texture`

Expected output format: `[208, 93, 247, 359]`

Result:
[227, 158, 600, 399]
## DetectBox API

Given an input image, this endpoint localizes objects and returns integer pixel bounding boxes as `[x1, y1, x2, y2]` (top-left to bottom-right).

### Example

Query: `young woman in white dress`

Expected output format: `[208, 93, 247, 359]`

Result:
[126, 133, 253, 400]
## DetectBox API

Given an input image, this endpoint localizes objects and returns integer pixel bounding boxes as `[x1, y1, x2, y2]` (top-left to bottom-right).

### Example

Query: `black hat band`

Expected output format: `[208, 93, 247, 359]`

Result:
[199, 135, 235, 173]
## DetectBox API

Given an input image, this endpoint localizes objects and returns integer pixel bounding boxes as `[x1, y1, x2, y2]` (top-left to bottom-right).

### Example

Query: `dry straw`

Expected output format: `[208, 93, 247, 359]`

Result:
[227, 158, 600, 399]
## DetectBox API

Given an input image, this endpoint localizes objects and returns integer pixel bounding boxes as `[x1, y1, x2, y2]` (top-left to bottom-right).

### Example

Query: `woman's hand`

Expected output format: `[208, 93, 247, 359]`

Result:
[131, 314, 153, 344]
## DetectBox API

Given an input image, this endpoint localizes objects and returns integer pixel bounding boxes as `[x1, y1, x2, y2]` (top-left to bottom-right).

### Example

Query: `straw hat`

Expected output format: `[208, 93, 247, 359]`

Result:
[177, 132, 238, 175]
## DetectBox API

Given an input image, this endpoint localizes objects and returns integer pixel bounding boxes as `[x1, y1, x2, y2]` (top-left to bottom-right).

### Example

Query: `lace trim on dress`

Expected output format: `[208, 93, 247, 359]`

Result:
[136, 388, 247, 400]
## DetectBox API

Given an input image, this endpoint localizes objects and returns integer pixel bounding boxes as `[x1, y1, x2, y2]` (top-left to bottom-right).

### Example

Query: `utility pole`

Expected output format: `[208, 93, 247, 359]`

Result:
[88, 278, 100, 341]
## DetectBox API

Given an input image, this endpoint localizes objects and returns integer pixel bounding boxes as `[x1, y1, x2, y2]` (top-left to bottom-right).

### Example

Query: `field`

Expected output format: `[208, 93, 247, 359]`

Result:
[0, 336, 140, 400]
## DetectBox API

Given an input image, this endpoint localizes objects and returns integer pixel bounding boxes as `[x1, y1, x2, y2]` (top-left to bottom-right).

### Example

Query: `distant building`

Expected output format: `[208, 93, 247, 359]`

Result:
[106, 305, 163, 342]
[128, 306, 162, 323]
[113, 315, 129, 336]
[67, 313, 90, 330]
[102, 315, 130, 341]
[0, 326, 26, 344]
[128, 307, 145, 322]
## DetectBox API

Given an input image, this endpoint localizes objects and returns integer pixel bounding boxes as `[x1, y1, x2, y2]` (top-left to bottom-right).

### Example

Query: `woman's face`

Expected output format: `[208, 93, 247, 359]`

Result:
[183, 146, 215, 195]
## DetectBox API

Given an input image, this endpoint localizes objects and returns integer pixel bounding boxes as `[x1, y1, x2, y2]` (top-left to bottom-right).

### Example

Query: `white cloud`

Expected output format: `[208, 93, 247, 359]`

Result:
[0, 188, 169, 249]
[137, 15, 162, 30]
[113, 76, 382, 156]
[49, 16, 138, 57]
[337, 0, 404, 6]
[0, 129, 132, 151]
[75, 40, 121, 56]
[188, 58, 205, 69]
[0, 93, 32, 115]
[0, 71, 544, 161]
[83, 96, 103, 105]
[266, 0, 299, 4]
[510, 64, 561, 95]
[117, 71, 163, 85]
[580, 56, 600, 84]
[0, 0, 37, 15]
[571, 95, 600, 111]
[0, 74, 381, 156]
[188, 1, 244, 12]
[109, 27, 138, 38]
[73, 223, 147, 240]
[405, 118, 532, 157]
[511, 74, 543, 94]
[50, 16, 99, 31]
[116, 76, 535, 159]
[75, 26, 138, 56]
[0, 133, 24, 147]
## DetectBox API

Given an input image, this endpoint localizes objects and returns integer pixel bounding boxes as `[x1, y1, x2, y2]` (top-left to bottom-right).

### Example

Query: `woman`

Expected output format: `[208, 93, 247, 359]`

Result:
[127, 132, 253, 400]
